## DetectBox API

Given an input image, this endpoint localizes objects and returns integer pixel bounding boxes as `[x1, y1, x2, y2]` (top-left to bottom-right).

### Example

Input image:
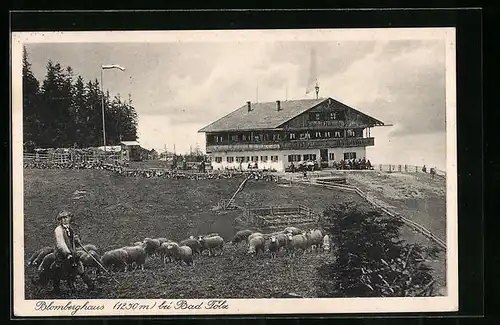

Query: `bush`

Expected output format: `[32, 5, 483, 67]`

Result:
[317, 201, 438, 297]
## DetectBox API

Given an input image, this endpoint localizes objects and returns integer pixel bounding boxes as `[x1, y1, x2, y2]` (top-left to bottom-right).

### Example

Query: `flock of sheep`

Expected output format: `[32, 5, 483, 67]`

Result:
[28, 226, 331, 292]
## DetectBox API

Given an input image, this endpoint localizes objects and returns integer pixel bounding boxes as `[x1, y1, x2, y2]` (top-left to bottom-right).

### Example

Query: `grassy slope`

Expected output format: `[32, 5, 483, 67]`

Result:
[23, 169, 368, 299]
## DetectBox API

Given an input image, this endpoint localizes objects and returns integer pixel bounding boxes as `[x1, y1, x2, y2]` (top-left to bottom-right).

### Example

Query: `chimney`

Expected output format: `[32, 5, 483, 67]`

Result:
[247, 101, 252, 112]
[276, 100, 281, 111]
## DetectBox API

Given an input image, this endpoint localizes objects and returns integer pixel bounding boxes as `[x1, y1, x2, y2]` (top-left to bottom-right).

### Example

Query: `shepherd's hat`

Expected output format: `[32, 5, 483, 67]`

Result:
[56, 210, 73, 221]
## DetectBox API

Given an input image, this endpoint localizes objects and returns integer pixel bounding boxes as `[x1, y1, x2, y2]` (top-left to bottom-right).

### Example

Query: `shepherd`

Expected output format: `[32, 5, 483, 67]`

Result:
[51, 210, 96, 294]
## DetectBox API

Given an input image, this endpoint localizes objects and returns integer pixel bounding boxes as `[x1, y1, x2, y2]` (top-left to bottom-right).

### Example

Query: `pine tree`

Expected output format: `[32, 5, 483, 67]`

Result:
[22, 46, 40, 149]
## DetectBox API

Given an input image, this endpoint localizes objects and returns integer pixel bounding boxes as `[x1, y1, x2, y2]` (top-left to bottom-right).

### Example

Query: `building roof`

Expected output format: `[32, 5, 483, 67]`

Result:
[198, 97, 384, 133]
[120, 141, 141, 146]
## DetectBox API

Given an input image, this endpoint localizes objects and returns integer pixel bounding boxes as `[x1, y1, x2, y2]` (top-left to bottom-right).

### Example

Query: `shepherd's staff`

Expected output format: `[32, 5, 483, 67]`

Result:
[76, 243, 121, 285]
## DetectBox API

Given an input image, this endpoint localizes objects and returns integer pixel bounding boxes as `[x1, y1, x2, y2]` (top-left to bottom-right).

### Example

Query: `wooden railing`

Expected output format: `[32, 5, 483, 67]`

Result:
[206, 137, 375, 152]
[373, 164, 446, 177]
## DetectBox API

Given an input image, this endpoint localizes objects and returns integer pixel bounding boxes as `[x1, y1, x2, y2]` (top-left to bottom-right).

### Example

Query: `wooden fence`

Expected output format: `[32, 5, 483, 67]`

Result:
[373, 164, 446, 178]
[24, 152, 122, 166]
[299, 178, 447, 250]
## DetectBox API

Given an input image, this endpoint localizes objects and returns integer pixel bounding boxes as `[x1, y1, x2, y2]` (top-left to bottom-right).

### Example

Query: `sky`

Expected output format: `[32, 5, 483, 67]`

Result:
[24, 33, 449, 170]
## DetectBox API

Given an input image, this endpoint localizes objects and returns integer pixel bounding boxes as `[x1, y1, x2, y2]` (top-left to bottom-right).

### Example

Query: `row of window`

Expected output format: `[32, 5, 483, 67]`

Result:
[308, 111, 345, 121]
[213, 129, 362, 143]
[214, 156, 279, 163]
[213, 152, 357, 164]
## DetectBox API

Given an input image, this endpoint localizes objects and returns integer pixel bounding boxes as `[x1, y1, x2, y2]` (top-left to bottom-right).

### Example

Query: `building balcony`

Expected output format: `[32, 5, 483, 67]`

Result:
[206, 137, 374, 153]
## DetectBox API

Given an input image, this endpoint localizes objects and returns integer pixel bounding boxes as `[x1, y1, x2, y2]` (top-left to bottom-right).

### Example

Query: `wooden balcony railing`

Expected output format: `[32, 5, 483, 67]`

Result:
[206, 137, 375, 152]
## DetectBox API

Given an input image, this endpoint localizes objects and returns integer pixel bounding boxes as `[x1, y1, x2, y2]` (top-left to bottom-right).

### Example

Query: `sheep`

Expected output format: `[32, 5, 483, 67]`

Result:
[230, 229, 253, 245]
[305, 229, 323, 252]
[156, 238, 170, 245]
[29, 246, 54, 267]
[158, 242, 179, 265]
[121, 246, 147, 271]
[286, 233, 309, 257]
[268, 236, 280, 259]
[275, 233, 290, 251]
[167, 244, 194, 266]
[78, 250, 101, 276]
[247, 232, 264, 242]
[133, 241, 144, 247]
[199, 235, 224, 256]
[322, 234, 331, 252]
[247, 235, 265, 256]
[284, 226, 303, 236]
[37, 252, 55, 273]
[100, 248, 129, 272]
[81, 244, 98, 252]
[143, 238, 161, 257]
[179, 238, 202, 255]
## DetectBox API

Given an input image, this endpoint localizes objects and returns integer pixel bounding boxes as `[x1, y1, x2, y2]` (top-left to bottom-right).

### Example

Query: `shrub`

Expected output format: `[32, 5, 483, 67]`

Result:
[317, 201, 438, 297]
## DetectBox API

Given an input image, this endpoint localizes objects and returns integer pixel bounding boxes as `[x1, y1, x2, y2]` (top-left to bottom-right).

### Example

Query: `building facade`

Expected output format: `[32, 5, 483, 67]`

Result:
[198, 97, 384, 172]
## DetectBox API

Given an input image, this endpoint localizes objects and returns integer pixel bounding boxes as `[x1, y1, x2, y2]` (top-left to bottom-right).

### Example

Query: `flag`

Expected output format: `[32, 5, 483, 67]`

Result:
[305, 48, 317, 94]
[102, 64, 125, 71]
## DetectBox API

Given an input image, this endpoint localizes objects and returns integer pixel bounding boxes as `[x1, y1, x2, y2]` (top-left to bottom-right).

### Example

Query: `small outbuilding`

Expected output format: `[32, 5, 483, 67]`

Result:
[120, 141, 142, 161]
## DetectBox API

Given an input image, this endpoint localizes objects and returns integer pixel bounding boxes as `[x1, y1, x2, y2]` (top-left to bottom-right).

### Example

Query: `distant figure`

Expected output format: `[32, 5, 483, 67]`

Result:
[422, 165, 427, 173]
[430, 167, 436, 179]
[254, 161, 258, 169]
[290, 162, 295, 173]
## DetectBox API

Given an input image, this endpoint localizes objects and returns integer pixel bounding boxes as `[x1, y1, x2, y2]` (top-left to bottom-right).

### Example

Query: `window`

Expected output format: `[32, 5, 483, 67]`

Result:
[272, 133, 281, 141]
[315, 132, 322, 138]
[242, 134, 247, 141]
[245, 156, 250, 162]
[288, 154, 301, 162]
[344, 152, 356, 160]
[329, 153, 335, 160]
[289, 133, 296, 140]
[230, 135, 238, 141]
[347, 129, 355, 137]
[300, 133, 311, 140]
[324, 131, 331, 137]
[303, 154, 317, 161]
[251, 156, 258, 162]
[271, 156, 279, 162]
[236, 156, 245, 163]
[215, 157, 222, 163]
[329, 112, 337, 120]
[227, 157, 234, 163]
[334, 131, 341, 138]
[260, 156, 268, 162]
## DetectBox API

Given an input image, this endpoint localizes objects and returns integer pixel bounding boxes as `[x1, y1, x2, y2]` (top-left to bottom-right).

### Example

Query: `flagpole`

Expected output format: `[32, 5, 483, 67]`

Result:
[100, 67, 107, 154]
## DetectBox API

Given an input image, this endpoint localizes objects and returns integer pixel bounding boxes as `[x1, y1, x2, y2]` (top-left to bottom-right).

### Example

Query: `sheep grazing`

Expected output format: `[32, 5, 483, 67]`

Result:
[133, 241, 144, 247]
[284, 226, 303, 236]
[37, 252, 55, 273]
[78, 250, 101, 276]
[230, 229, 253, 245]
[142, 238, 161, 257]
[167, 244, 194, 266]
[179, 238, 202, 255]
[100, 248, 129, 272]
[121, 246, 147, 271]
[305, 229, 323, 252]
[247, 232, 263, 242]
[268, 236, 280, 259]
[322, 234, 331, 252]
[29, 246, 54, 267]
[275, 233, 290, 250]
[286, 233, 309, 257]
[81, 244, 98, 252]
[158, 242, 179, 265]
[156, 238, 170, 245]
[247, 235, 265, 256]
[199, 235, 224, 256]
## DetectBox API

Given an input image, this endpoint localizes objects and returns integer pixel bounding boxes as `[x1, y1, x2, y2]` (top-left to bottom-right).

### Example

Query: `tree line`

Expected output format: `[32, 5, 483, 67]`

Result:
[22, 46, 138, 150]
